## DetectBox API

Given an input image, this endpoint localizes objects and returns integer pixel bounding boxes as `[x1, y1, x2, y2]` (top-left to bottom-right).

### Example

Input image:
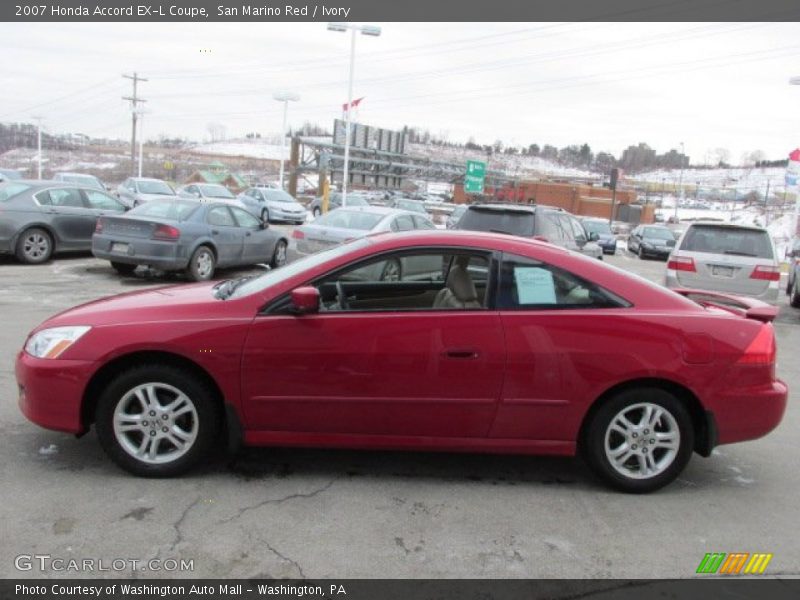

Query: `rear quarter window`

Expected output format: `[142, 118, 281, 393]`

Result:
[680, 225, 774, 259]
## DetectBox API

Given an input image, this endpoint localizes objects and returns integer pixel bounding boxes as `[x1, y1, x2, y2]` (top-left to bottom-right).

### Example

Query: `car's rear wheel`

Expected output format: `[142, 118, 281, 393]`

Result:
[270, 239, 288, 268]
[313, 207, 321, 218]
[187, 246, 215, 281]
[111, 261, 136, 275]
[95, 365, 220, 477]
[790, 278, 800, 308]
[15, 227, 53, 264]
[380, 258, 402, 281]
[583, 388, 694, 493]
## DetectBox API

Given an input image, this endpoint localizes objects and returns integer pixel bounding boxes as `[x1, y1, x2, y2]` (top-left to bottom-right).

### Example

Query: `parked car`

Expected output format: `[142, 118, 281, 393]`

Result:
[0, 168, 23, 182]
[446, 204, 467, 229]
[177, 183, 244, 208]
[308, 192, 370, 218]
[294, 206, 435, 259]
[786, 237, 800, 308]
[17, 230, 786, 492]
[580, 218, 617, 255]
[0, 180, 126, 264]
[53, 172, 106, 191]
[237, 188, 307, 224]
[455, 203, 603, 260]
[116, 177, 177, 209]
[92, 199, 288, 280]
[390, 197, 428, 215]
[665, 222, 780, 303]
[627, 225, 676, 260]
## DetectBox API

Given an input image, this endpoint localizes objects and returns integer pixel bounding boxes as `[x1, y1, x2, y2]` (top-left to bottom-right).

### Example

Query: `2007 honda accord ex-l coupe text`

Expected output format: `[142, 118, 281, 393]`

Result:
[16, 230, 787, 492]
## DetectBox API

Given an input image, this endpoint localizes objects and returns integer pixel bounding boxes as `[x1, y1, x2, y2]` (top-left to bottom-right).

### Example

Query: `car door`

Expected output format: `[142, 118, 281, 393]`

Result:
[230, 206, 273, 264]
[240, 249, 505, 438]
[39, 187, 96, 249]
[206, 205, 245, 265]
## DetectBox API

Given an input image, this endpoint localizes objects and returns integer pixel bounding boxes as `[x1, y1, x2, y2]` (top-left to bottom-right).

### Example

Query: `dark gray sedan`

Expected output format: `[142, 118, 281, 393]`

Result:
[92, 199, 288, 281]
[0, 180, 127, 264]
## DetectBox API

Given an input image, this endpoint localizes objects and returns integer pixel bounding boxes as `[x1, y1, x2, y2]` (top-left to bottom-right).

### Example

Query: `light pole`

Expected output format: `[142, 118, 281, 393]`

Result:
[32, 116, 44, 179]
[133, 109, 148, 178]
[328, 22, 381, 207]
[273, 91, 300, 190]
[788, 77, 800, 236]
[674, 142, 685, 222]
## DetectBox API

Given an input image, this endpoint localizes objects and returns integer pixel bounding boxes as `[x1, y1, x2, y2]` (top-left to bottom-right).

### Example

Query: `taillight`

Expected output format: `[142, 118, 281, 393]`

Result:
[737, 324, 776, 366]
[292, 230, 305, 240]
[152, 224, 180, 241]
[667, 256, 696, 272]
[750, 265, 780, 281]
[94, 219, 104, 234]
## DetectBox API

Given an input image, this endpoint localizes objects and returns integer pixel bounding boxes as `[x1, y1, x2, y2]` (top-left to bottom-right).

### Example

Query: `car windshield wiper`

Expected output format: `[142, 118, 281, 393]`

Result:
[214, 275, 255, 300]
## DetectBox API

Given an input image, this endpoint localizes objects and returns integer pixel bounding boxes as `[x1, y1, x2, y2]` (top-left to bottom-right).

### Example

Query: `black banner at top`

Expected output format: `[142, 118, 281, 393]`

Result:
[3, 0, 800, 22]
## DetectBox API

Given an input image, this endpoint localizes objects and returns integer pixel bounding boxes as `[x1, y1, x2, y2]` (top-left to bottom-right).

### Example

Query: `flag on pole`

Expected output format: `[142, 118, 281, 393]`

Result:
[342, 97, 365, 113]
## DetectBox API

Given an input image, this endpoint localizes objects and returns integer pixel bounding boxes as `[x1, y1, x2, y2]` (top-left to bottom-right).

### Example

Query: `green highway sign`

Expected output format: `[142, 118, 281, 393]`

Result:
[465, 160, 486, 193]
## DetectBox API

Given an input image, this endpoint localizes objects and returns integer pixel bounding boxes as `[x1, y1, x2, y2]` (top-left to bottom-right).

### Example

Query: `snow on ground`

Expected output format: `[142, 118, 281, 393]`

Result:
[190, 140, 287, 161]
[633, 166, 786, 192]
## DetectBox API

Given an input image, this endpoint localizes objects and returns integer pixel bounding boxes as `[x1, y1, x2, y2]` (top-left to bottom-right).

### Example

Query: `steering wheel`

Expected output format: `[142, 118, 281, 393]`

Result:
[336, 281, 349, 310]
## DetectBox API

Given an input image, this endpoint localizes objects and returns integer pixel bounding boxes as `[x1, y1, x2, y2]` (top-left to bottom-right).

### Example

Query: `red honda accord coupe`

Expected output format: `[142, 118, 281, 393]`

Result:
[16, 231, 787, 492]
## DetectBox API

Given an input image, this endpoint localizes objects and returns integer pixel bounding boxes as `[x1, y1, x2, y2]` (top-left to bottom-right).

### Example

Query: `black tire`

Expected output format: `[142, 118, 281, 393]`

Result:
[186, 246, 216, 281]
[15, 227, 53, 264]
[261, 208, 270, 223]
[270, 239, 288, 269]
[111, 261, 137, 275]
[582, 388, 694, 493]
[380, 258, 402, 281]
[790, 279, 800, 308]
[638, 246, 645, 259]
[95, 364, 221, 477]
[312, 207, 321, 218]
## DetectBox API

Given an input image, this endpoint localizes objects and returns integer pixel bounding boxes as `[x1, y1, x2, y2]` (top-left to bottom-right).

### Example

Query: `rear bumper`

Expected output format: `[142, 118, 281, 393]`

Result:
[92, 235, 188, 271]
[711, 379, 788, 445]
[665, 272, 780, 303]
[16, 351, 93, 434]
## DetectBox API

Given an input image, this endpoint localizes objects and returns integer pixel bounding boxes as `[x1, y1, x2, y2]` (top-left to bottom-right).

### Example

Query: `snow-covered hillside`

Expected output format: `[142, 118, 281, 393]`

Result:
[634, 166, 786, 192]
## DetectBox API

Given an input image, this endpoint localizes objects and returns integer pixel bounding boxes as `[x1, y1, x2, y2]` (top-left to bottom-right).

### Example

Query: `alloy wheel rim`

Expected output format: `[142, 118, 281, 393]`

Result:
[275, 242, 287, 266]
[24, 234, 49, 259]
[113, 382, 198, 465]
[604, 402, 680, 480]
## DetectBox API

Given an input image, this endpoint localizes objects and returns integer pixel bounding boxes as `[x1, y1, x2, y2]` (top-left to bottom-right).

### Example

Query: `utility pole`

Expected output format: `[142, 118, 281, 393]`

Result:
[123, 72, 147, 175]
[31, 115, 43, 179]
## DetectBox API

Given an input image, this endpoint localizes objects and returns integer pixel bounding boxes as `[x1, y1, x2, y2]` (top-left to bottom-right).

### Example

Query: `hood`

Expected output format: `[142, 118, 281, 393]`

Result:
[38, 282, 252, 329]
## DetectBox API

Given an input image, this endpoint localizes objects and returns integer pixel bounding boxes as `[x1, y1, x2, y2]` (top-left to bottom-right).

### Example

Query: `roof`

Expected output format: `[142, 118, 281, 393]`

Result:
[334, 205, 415, 217]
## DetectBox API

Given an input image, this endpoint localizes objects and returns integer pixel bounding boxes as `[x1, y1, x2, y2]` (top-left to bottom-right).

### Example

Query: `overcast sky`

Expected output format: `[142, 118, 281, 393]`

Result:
[2, 21, 799, 163]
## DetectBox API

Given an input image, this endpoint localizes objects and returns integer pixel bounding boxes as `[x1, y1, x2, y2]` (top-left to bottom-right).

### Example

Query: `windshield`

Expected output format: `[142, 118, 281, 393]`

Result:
[343, 195, 369, 207]
[397, 200, 426, 213]
[128, 200, 198, 220]
[583, 221, 612, 235]
[0, 182, 32, 202]
[264, 190, 296, 204]
[313, 209, 384, 231]
[200, 184, 234, 198]
[138, 180, 175, 195]
[60, 174, 102, 189]
[458, 207, 535, 236]
[230, 238, 371, 299]
[642, 227, 675, 241]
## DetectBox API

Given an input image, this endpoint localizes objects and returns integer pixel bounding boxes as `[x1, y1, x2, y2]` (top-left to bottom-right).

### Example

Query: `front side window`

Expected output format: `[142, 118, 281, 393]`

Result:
[313, 250, 491, 312]
[497, 253, 629, 310]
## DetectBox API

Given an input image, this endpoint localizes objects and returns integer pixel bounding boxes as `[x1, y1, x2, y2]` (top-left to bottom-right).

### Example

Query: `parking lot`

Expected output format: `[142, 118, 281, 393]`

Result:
[0, 230, 798, 579]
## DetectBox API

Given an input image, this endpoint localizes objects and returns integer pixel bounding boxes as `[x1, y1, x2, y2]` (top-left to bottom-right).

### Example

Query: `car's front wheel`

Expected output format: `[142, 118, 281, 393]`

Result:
[583, 388, 694, 493]
[95, 365, 220, 477]
[312, 207, 321, 218]
[270, 239, 288, 268]
[261, 208, 270, 223]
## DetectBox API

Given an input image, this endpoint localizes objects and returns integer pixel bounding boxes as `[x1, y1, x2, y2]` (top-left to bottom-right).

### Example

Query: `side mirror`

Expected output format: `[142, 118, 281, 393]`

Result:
[589, 231, 600, 242]
[290, 286, 320, 315]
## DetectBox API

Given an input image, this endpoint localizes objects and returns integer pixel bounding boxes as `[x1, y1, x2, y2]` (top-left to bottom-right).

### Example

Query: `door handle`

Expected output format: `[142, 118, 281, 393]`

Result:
[443, 348, 480, 360]
[245, 232, 251, 236]
[211, 229, 219, 235]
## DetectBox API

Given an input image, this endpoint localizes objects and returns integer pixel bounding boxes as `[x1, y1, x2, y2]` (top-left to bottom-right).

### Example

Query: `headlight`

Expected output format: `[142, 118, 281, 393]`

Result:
[24, 326, 91, 359]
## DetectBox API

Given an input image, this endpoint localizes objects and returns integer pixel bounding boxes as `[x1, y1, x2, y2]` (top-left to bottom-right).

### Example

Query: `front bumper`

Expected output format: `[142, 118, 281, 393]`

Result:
[640, 245, 672, 259]
[16, 351, 94, 434]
